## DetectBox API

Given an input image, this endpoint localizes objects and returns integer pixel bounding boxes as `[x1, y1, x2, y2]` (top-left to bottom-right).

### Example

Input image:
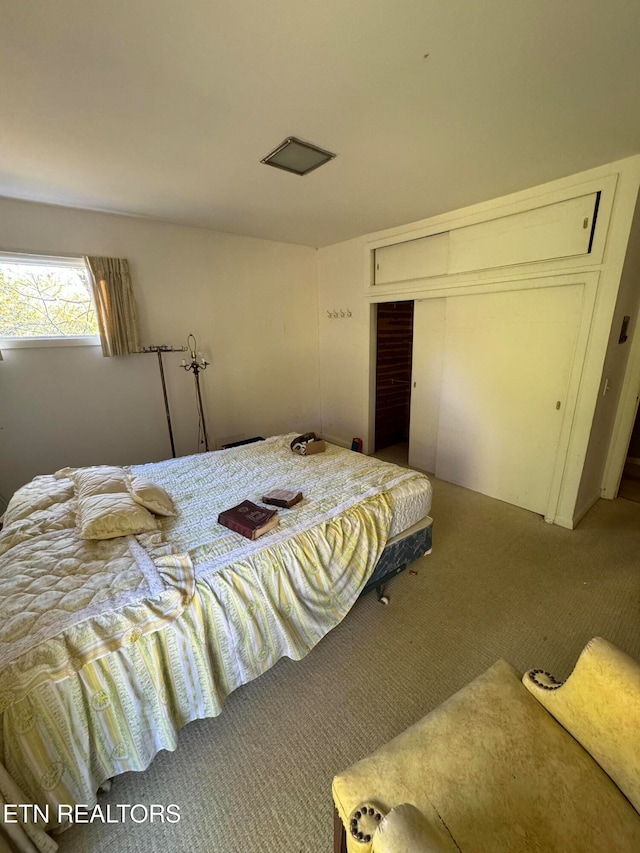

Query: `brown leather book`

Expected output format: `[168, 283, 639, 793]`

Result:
[261, 489, 303, 509]
[217, 500, 279, 540]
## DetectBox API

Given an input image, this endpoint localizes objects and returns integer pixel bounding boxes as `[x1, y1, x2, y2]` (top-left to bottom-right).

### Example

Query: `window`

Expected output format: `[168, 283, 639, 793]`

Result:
[0, 254, 99, 347]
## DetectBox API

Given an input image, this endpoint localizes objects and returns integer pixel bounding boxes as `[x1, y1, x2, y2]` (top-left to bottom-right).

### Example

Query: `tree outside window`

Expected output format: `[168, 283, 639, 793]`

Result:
[0, 259, 98, 339]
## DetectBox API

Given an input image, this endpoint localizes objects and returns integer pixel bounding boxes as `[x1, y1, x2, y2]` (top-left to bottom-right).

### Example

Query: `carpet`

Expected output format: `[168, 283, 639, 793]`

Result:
[57, 477, 640, 853]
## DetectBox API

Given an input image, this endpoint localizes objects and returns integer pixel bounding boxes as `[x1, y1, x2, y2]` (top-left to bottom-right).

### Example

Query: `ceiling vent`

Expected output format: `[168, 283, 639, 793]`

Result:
[260, 137, 336, 176]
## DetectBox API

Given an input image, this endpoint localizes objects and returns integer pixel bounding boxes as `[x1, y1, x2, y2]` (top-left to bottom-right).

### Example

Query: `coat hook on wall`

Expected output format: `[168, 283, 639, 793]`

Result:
[326, 308, 352, 319]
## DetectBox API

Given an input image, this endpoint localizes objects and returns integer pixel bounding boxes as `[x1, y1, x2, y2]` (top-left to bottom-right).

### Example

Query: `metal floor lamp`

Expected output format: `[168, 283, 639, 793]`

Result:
[181, 334, 210, 452]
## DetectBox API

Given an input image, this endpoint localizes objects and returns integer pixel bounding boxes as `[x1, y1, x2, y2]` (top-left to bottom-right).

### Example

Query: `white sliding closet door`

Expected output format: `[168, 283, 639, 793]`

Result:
[408, 298, 445, 473]
[435, 284, 584, 514]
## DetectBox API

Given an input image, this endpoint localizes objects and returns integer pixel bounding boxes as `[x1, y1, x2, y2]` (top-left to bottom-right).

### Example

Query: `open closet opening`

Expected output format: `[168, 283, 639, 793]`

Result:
[601, 277, 640, 503]
[618, 402, 640, 502]
[373, 301, 414, 464]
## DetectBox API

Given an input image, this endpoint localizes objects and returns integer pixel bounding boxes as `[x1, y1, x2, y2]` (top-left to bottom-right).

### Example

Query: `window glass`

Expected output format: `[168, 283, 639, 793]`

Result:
[0, 258, 98, 339]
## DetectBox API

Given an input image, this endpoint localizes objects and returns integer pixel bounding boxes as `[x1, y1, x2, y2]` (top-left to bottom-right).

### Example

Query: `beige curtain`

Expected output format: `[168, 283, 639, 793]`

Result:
[85, 257, 140, 357]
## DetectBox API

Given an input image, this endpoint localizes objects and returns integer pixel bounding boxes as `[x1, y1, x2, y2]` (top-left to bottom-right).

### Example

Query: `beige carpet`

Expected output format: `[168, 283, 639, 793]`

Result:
[57, 477, 640, 853]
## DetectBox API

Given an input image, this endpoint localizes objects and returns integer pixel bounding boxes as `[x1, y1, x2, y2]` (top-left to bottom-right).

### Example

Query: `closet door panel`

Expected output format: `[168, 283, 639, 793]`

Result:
[374, 232, 449, 284]
[408, 298, 446, 473]
[449, 193, 598, 274]
[435, 284, 584, 514]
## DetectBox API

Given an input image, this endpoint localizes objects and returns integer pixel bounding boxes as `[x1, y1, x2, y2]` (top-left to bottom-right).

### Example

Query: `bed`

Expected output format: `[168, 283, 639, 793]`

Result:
[0, 434, 432, 850]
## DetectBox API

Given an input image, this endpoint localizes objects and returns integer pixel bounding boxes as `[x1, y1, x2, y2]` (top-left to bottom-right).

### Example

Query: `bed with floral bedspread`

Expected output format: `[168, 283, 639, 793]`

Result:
[0, 435, 431, 851]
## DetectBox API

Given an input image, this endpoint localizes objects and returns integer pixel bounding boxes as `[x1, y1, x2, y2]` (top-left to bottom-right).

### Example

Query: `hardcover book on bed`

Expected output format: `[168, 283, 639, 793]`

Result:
[261, 489, 303, 508]
[218, 499, 279, 539]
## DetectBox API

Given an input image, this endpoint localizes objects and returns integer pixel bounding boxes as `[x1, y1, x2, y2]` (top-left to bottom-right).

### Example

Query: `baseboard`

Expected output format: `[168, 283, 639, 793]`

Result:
[552, 514, 574, 530]
[322, 434, 351, 449]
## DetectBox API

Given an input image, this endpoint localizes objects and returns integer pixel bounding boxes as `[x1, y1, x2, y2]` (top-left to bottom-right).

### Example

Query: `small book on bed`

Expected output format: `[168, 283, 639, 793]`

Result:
[217, 500, 279, 540]
[261, 489, 303, 509]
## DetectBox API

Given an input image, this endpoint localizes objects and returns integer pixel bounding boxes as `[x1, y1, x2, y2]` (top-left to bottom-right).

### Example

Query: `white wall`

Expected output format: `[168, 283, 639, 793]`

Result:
[0, 198, 320, 502]
[316, 240, 372, 448]
[578, 193, 640, 509]
[318, 155, 640, 527]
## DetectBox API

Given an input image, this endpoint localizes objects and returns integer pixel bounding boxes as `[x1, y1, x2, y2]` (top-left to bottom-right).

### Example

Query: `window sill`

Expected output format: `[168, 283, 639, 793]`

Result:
[0, 336, 101, 349]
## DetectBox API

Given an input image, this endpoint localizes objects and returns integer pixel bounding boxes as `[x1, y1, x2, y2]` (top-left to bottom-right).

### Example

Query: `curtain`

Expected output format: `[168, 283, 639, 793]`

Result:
[85, 257, 140, 357]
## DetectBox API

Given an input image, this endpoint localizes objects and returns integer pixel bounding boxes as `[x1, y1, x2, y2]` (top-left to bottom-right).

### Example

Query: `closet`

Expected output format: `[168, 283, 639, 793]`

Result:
[373, 191, 600, 284]
[359, 165, 640, 527]
[408, 283, 585, 515]
[370, 183, 608, 519]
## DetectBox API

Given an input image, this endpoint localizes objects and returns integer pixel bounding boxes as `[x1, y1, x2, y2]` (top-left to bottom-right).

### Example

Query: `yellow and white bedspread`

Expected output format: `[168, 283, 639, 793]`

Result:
[0, 436, 430, 845]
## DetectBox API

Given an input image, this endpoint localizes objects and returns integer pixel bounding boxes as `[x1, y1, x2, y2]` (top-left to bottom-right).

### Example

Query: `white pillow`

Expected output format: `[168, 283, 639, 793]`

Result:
[72, 466, 129, 497]
[72, 465, 159, 539]
[128, 475, 176, 517]
[76, 491, 158, 540]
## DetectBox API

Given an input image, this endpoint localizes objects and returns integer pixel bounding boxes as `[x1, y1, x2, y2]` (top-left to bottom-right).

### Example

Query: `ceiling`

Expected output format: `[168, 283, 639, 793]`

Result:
[2, 0, 640, 248]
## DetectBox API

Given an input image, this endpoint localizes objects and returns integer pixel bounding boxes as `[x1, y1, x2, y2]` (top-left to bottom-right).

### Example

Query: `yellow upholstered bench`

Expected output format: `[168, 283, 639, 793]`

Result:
[332, 638, 640, 852]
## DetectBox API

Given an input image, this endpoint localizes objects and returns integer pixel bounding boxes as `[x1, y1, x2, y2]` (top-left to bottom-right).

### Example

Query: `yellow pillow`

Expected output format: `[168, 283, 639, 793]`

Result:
[128, 476, 176, 517]
[77, 492, 158, 540]
[72, 466, 158, 539]
[73, 466, 129, 497]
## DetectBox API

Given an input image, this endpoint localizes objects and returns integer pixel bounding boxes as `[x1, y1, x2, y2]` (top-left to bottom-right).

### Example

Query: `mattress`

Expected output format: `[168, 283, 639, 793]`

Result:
[387, 475, 432, 538]
[130, 433, 432, 574]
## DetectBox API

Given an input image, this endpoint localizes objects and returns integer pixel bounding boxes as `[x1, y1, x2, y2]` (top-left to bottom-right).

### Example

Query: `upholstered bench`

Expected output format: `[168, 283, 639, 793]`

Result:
[332, 638, 640, 852]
